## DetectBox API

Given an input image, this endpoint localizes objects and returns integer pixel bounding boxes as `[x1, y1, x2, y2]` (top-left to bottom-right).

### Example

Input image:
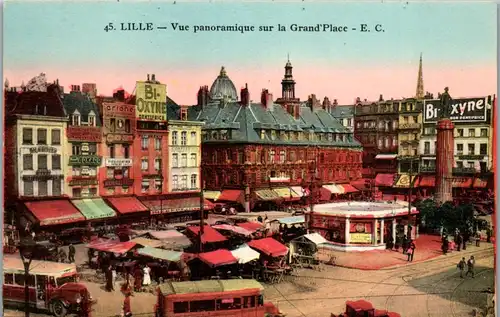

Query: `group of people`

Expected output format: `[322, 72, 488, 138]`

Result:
[457, 255, 476, 278]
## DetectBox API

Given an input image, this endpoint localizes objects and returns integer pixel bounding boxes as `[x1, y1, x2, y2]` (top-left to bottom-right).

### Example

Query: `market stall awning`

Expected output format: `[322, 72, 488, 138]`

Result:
[452, 177, 473, 188]
[375, 173, 396, 187]
[186, 225, 227, 244]
[337, 184, 359, 193]
[277, 216, 305, 225]
[273, 187, 301, 199]
[87, 239, 136, 254]
[131, 237, 163, 248]
[136, 246, 183, 262]
[322, 184, 343, 194]
[290, 186, 308, 197]
[72, 198, 117, 220]
[231, 244, 260, 264]
[105, 196, 148, 215]
[350, 179, 371, 191]
[198, 249, 238, 267]
[255, 189, 282, 201]
[236, 221, 264, 233]
[212, 224, 253, 237]
[248, 237, 289, 257]
[394, 174, 417, 188]
[375, 154, 397, 160]
[24, 200, 85, 226]
[319, 187, 332, 201]
[473, 177, 488, 188]
[217, 190, 244, 202]
[418, 176, 435, 187]
[204, 190, 221, 200]
[143, 197, 215, 215]
[147, 230, 192, 248]
[302, 233, 328, 245]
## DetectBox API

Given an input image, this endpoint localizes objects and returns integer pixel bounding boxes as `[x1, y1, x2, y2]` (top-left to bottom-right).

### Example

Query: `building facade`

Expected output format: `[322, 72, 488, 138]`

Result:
[330, 103, 355, 133]
[63, 85, 103, 198]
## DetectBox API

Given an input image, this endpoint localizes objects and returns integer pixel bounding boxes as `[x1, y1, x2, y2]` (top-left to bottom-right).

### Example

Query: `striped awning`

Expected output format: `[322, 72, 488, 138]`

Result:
[273, 187, 301, 198]
[255, 189, 281, 201]
[322, 184, 343, 194]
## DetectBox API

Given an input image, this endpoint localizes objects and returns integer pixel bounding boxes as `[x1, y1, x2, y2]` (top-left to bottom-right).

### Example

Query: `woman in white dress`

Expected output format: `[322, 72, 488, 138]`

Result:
[142, 266, 151, 286]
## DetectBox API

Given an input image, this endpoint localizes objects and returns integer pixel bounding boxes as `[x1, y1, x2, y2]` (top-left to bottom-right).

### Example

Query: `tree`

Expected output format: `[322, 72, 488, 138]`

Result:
[415, 199, 478, 235]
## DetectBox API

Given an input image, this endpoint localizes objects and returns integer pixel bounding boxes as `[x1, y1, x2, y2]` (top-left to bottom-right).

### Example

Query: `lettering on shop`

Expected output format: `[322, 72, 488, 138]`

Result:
[69, 178, 98, 186]
[68, 155, 102, 166]
[105, 158, 133, 167]
[67, 127, 102, 142]
[29, 146, 57, 154]
[135, 82, 167, 122]
[106, 134, 134, 144]
[103, 178, 134, 187]
[103, 103, 135, 117]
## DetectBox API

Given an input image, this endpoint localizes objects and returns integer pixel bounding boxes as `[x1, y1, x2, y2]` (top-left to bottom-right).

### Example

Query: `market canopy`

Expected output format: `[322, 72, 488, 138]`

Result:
[186, 225, 227, 244]
[143, 197, 215, 215]
[147, 230, 192, 249]
[236, 221, 263, 233]
[322, 184, 343, 194]
[212, 224, 253, 237]
[248, 237, 289, 257]
[24, 199, 85, 226]
[198, 249, 238, 267]
[136, 246, 183, 262]
[87, 239, 136, 254]
[277, 216, 305, 225]
[131, 237, 163, 248]
[72, 198, 117, 220]
[105, 196, 148, 215]
[231, 244, 260, 264]
[300, 233, 328, 245]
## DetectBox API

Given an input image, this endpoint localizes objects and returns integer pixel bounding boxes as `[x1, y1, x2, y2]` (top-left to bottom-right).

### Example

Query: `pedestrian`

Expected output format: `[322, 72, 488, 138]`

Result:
[409, 241, 416, 262]
[105, 265, 114, 292]
[456, 234, 462, 251]
[133, 266, 143, 292]
[406, 245, 413, 262]
[68, 244, 76, 263]
[59, 249, 67, 263]
[466, 256, 475, 278]
[142, 265, 151, 287]
[463, 232, 469, 250]
[442, 237, 449, 255]
[475, 232, 481, 247]
[87, 248, 94, 267]
[457, 257, 466, 278]
[112, 265, 118, 290]
[402, 235, 408, 254]
[121, 290, 132, 317]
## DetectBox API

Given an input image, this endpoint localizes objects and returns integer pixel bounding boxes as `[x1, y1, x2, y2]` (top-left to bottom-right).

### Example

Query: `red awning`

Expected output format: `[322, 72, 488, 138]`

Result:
[452, 177, 473, 188]
[473, 178, 488, 188]
[375, 174, 395, 187]
[198, 249, 238, 267]
[248, 237, 289, 257]
[419, 176, 435, 187]
[106, 196, 148, 214]
[144, 197, 215, 215]
[24, 200, 85, 226]
[87, 239, 137, 254]
[217, 190, 243, 202]
[186, 225, 227, 244]
[340, 184, 359, 193]
[351, 179, 371, 191]
[319, 187, 332, 201]
[237, 221, 264, 233]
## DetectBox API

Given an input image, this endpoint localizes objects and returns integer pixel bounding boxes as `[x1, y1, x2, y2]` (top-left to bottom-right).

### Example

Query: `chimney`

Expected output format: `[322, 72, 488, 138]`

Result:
[240, 83, 250, 106]
[197, 85, 209, 108]
[379, 94, 384, 101]
[147, 74, 150, 82]
[355, 97, 361, 104]
[322, 97, 331, 111]
[333, 99, 338, 107]
[294, 104, 300, 120]
[152, 74, 156, 82]
[307, 94, 320, 111]
[113, 89, 125, 101]
[261, 89, 274, 109]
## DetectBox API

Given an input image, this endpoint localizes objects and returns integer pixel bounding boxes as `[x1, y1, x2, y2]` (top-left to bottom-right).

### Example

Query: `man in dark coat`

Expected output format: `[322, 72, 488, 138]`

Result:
[68, 244, 76, 263]
[133, 266, 143, 292]
[105, 265, 114, 292]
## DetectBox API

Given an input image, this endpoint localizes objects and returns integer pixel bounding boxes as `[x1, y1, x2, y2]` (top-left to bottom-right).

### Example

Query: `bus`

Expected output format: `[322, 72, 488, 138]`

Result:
[155, 279, 284, 317]
[3, 256, 94, 317]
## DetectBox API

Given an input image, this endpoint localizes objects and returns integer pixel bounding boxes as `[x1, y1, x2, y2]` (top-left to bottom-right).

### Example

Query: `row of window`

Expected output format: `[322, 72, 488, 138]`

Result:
[23, 180, 61, 196]
[23, 154, 61, 170]
[22, 128, 61, 145]
[172, 153, 197, 168]
[357, 120, 399, 131]
[259, 129, 349, 143]
[72, 187, 98, 198]
[171, 174, 198, 190]
[141, 179, 163, 193]
[422, 142, 488, 156]
[423, 127, 489, 137]
[421, 160, 488, 171]
[71, 112, 96, 127]
[141, 136, 163, 151]
[4, 273, 66, 288]
[172, 131, 197, 146]
[172, 295, 262, 313]
[141, 158, 162, 171]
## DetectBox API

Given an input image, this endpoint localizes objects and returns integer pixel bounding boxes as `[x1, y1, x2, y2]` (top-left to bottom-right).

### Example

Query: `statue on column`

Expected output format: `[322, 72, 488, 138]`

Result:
[440, 87, 453, 119]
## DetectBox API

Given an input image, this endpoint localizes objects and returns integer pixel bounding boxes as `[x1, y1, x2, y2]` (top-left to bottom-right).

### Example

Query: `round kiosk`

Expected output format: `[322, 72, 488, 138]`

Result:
[306, 201, 419, 251]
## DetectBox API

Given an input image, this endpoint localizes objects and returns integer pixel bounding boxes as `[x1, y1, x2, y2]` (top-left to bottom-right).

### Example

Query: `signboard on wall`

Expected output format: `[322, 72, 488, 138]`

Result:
[350, 233, 372, 244]
[423, 96, 491, 123]
[68, 155, 102, 166]
[103, 102, 136, 118]
[106, 158, 133, 167]
[135, 81, 167, 121]
[67, 127, 102, 142]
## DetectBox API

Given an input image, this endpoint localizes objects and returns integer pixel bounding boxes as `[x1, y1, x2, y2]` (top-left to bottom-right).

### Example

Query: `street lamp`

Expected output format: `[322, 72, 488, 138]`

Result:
[19, 236, 37, 317]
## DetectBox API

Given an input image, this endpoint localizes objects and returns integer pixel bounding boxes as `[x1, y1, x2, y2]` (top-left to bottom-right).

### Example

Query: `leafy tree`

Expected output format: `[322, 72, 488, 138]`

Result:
[415, 199, 478, 235]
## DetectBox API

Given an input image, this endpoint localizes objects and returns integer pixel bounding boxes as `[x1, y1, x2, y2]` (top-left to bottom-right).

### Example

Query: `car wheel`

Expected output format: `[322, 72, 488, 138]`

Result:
[50, 300, 68, 317]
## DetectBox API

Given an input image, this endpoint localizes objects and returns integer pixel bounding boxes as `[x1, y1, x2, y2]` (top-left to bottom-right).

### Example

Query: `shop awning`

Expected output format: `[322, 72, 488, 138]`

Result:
[24, 200, 85, 226]
[418, 176, 435, 187]
[136, 246, 183, 262]
[394, 174, 417, 188]
[131, 237, 163, 248]
[147, 230, 192, 248]
[473, 178, 488, 188]
[452, 177, 473, 188]
[322, 184, 343, 194]
[236, 221, 264, 233]
[87, 239, 136, 254]
[204, 190, 221, 200]
[375, 154, 397, 160]
[319, 187, 332, 201]
[72, 198, 117, 220]
[255, 189, 282, 201]
[248, 237, 289, 257]
[143, 197, 215, 215]
[290, 186, 308, 197]
[350, 179, 371, 191]
[337, 184, 359, 193]
[186, 225, 227, 244]
[375, 173, 396, 187]
[217, 190, 244, 202]
[277, 216, 305, 225]
[273, 187, 301, 199]
[106, 196, 148, 215]
[198, 249, 238, 267]
[231, 244, 261, 264]
[302, 233, 328, 245]
[212, 224, 253, 237]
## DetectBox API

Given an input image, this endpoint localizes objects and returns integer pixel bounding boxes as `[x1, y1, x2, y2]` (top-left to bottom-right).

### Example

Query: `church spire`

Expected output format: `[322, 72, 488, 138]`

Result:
[415, 53, 424, 99]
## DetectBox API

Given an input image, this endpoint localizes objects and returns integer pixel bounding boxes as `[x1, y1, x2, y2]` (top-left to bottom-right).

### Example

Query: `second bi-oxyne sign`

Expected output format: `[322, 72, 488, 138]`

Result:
[423, 96, 492, 123]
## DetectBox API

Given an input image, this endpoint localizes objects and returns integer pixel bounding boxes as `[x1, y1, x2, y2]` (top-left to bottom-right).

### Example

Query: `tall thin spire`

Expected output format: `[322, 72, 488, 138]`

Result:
[416, 53, 424, 99]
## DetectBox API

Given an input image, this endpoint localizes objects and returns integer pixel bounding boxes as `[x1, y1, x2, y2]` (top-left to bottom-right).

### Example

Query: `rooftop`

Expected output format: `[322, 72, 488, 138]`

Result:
[311, 201, 417, 218]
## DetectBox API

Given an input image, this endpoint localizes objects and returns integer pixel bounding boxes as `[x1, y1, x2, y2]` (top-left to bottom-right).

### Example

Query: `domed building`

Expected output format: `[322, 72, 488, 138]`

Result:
[209, 67, 238, 102]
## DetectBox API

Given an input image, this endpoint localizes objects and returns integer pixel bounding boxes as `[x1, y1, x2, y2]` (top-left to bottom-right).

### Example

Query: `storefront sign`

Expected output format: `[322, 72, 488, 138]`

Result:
[67, 126, 102, 142]
[394, 174, 416, 188]
[103, 102, 136, 117]
[29, 146, 57, 154]
[106, 134, 134, 144]
[68, 155, 102, 166]
[137, 121, 168, 131]
[350, 233, 372, 244]
[424, 96, 491, 123]
[69, 178, 98, 186]
[105, 158, 133, 167]
[135, 81, 167, 121]
[103, 178, 134, 187]
[458, 155, 484, 160]
[22, 171, 63, 181]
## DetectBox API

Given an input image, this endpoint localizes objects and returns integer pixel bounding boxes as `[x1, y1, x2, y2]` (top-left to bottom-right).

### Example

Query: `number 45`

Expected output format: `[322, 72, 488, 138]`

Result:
[104, 23, 115, 32]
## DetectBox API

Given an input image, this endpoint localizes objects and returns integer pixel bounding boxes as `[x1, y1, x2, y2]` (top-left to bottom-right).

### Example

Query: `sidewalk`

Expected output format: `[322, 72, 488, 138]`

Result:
[331, 235, 494, 270]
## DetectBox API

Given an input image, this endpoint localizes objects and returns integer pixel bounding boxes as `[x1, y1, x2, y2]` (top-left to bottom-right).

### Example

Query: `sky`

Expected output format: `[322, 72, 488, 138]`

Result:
[3, 1, 497, 105]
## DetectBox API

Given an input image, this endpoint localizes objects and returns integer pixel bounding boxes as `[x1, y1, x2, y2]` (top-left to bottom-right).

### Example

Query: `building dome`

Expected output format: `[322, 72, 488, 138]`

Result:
[209, 66, 238, 101]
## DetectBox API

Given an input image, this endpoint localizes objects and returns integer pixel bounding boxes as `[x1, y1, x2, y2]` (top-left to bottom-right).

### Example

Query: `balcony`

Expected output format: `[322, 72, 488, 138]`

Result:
[398, 123, 421, 130]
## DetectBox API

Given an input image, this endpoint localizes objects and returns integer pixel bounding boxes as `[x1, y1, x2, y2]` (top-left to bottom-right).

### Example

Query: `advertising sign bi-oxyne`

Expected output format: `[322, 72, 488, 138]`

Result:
[423, 96, 490, 123]
[135, 81, 167, 121]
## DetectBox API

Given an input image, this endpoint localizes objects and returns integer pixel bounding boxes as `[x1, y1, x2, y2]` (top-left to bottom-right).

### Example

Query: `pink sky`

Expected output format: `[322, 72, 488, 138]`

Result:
[4, 63, 496, 105]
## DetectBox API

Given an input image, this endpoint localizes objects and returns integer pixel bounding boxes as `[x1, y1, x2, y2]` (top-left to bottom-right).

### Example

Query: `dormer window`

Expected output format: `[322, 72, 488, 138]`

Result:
[72, 111, 81, 126]
[88, 110, 96, 127]
[260, 130, 265, 140]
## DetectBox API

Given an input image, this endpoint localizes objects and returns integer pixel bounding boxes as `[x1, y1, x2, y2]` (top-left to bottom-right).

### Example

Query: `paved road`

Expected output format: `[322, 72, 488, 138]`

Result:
[4, 245, 493, 317]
